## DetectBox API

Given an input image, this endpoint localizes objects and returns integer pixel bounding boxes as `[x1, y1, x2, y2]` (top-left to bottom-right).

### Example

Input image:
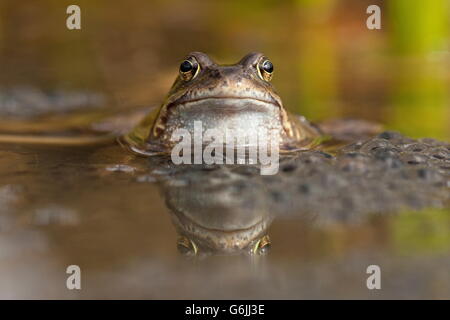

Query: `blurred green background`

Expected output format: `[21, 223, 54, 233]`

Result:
[0, 0, 448, 139]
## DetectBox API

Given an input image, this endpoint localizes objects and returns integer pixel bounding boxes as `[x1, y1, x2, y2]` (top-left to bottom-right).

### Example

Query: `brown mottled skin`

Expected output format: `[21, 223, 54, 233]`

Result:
[122, 52, 321, 155]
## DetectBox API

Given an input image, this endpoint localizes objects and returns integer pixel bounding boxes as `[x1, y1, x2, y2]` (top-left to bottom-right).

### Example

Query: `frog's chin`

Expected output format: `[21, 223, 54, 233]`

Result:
[169, 209, 273, 254]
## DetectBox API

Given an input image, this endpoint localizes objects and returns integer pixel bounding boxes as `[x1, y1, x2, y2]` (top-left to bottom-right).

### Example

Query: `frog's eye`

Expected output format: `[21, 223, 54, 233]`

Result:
[257, 59, 274, 82]
[179, 57, 200, 81]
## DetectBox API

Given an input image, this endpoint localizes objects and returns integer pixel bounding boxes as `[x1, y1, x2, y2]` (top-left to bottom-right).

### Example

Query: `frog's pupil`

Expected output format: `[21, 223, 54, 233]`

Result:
[180, 60, 193, 73]
[262, 60, 273, 73]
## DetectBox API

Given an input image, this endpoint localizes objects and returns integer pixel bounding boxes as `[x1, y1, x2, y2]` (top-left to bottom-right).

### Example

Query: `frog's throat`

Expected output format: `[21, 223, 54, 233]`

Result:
[150, 97, 310, 143]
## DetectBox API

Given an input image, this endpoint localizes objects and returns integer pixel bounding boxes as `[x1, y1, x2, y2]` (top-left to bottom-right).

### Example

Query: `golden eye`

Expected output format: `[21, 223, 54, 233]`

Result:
[257, 59, 274, 81]
[179, 57, 200, 81]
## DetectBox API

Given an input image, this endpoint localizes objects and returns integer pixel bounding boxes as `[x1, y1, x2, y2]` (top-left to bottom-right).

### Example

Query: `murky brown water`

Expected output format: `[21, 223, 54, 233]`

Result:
[0, 140, 449, 299]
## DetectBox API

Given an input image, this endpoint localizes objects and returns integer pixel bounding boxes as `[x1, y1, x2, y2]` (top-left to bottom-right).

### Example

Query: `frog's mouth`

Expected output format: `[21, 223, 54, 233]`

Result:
[169, 96, 281, 110]
[167, 87, 282, 111]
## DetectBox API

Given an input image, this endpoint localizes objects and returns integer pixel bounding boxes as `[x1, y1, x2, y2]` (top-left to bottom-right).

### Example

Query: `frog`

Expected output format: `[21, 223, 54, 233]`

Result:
[120, 52, 323, 155]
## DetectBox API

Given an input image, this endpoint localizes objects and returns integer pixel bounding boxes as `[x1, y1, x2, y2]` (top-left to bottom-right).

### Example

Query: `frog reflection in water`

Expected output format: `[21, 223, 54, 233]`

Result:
[154, 161, 273, 256]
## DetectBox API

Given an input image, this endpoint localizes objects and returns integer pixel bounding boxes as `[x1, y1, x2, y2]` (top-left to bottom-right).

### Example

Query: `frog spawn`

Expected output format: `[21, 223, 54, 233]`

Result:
[138, 131, 449, 255]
